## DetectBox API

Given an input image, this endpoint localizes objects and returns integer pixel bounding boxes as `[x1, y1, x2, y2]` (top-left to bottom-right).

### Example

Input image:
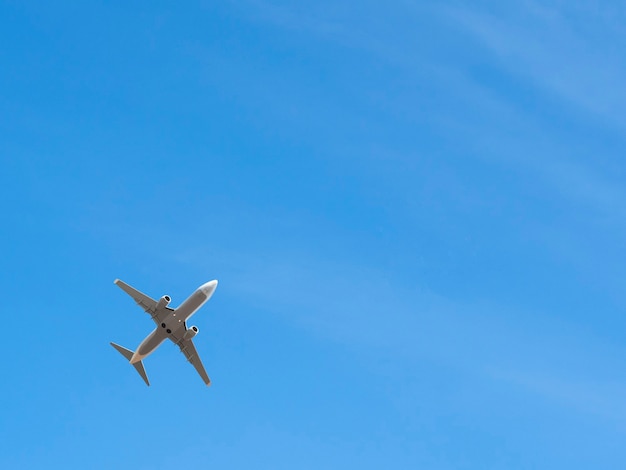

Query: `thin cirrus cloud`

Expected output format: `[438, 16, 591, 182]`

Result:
[437, 3, 626, 281]
[446, 2, 626, 127]
[234, 0, 626, 227]
[184, 244, 626, 423]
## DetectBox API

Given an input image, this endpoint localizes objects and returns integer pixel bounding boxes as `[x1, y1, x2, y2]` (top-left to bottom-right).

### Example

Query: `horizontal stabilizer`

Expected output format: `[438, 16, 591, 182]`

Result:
[111, 342, 133, 360]
[132, 360, 150, 386]
[110, 342, 150, 386]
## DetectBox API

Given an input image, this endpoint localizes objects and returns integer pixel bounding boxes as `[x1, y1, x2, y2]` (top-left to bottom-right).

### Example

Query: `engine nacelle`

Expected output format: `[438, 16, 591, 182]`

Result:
[155, 295, 171, 310]
[183, 325, 199, 340]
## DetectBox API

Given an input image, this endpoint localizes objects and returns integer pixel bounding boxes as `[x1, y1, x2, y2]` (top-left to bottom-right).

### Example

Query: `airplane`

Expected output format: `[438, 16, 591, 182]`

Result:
[110, 278, 218, 386]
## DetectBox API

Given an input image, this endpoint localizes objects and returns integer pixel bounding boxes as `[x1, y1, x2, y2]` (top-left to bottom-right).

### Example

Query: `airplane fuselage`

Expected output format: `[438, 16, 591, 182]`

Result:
[130, 280, 217, 364]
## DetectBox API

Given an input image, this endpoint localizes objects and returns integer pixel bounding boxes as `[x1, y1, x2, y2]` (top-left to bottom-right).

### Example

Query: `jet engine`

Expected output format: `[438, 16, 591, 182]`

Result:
[183, 325, 199, 340]
[155, 295, 171, 310]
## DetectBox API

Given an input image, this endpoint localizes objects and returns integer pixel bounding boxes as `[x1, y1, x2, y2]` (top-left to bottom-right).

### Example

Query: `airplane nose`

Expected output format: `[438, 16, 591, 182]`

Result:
[200, 280, 218, 296]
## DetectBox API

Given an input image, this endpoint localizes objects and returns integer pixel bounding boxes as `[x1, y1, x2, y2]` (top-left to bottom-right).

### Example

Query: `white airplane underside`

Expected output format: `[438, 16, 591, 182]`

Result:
[110, 278, 218, 386]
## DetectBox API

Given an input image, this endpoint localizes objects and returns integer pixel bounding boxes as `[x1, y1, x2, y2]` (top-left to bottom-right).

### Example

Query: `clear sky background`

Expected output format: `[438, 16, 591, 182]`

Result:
[3, 1, 626, 468]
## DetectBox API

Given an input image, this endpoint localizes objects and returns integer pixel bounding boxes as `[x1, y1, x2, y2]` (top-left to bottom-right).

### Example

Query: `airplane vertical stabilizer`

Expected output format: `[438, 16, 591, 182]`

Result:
[110, 342, 150, 386]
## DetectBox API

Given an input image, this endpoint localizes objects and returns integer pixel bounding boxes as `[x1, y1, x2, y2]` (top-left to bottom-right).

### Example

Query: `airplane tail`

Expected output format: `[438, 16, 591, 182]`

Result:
[110, 342, 150, 386]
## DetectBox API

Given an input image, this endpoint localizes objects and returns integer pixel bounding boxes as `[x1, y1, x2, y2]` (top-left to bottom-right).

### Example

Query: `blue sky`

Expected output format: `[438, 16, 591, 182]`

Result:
[3, 0, 626, 468]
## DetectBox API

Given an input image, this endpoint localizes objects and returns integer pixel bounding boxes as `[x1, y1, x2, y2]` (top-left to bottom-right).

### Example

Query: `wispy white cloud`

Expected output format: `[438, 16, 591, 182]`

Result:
[432, 2, 626, 280]
[175, 243, 626, 423]
[490, 367, 626, 424]
[227, 0, 441, 72]
[446, 1, 626, 128]
[228, 0, 348, 37]
[232, 0, 626, 229]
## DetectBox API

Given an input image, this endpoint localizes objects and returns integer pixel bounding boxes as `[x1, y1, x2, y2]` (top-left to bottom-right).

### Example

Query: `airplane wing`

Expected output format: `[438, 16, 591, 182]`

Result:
[114, 279, 168, 323]
[178, 337, 211, 386]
